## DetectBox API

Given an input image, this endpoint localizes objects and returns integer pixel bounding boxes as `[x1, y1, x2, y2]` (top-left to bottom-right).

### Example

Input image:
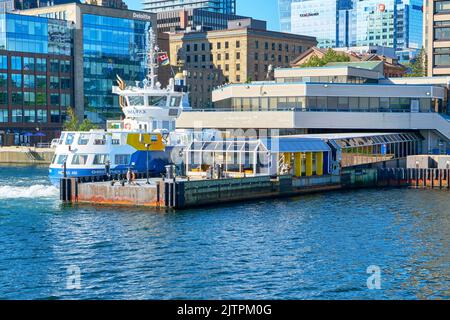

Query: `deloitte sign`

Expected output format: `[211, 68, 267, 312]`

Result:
[132, 12, 153, 21]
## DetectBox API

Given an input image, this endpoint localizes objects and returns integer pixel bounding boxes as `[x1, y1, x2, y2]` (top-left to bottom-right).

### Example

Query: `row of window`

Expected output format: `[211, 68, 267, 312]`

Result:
[183, 41, 304, 54]
[434, 47, 450, 67]
[215, 96, 439, 113]
[0, 109, 64, 123]
[0, 55, 70, 73]
[276, 76, 378, 84]
[0, 73, 71, 90]
[0, 91, 71, 107]
[53, 153, 130, 166]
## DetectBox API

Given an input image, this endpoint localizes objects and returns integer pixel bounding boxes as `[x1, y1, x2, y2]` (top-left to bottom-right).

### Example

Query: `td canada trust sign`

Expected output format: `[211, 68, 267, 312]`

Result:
[132, 12, 153, 21]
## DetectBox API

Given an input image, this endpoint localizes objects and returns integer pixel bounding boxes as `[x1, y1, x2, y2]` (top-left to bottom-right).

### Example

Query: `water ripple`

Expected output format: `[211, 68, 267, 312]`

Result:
[0, 165, 448, 299]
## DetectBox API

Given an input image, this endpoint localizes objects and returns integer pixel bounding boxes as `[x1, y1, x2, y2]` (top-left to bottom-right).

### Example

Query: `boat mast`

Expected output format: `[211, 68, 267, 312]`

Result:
[146, 28, 159, 89]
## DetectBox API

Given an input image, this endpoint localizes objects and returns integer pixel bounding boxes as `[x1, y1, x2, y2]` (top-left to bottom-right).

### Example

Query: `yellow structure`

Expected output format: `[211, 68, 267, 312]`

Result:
[169, 26, 316, 108]
[279, 151, 325, 177]
[126, 133, 165, 151]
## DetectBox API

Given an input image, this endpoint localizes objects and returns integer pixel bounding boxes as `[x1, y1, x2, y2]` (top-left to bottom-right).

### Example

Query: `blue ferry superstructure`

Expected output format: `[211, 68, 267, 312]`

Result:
[49, 29, 213, 185]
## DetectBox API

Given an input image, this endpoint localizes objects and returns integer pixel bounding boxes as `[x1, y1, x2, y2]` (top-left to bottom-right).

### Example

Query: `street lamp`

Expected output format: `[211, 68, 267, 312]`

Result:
[145, 143, 150, 184]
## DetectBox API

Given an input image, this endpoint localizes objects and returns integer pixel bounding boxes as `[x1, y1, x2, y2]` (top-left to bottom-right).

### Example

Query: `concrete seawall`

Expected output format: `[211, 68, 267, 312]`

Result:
[0, 147, 54, 164]
[61, 167, 449, 210]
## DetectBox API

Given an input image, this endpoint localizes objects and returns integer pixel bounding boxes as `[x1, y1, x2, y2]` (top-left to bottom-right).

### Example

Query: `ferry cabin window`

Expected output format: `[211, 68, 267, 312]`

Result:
[93, 154, 109, 165]
[65, 133, 75, 145]
[72, 154, 89, 165]
[148, 96, 166, 107]
[128, 96, 145, 106]
[169, 96, 181, 107]
[115, 154, 130, 165]
[93, 135, 106, 145]
[54, 154, 68, 165]
[78, 134, 90, 145]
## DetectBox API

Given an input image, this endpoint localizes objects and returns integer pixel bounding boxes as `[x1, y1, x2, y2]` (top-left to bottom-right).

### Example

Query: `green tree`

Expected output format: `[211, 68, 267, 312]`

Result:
[405, 48, 427, 77]
[78, 118, 98, 131]
[62, 107, 78, 131]
[63, 106, 98, 131]
[300, 49, 350, 68]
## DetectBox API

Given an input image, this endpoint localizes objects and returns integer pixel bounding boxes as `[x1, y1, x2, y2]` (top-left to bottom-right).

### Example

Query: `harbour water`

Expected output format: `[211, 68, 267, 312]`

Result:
[0, 165, 448, 300]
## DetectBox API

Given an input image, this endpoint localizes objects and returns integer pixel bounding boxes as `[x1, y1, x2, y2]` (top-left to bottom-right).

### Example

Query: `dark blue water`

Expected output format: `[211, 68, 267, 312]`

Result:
[0, 165, 448, 300]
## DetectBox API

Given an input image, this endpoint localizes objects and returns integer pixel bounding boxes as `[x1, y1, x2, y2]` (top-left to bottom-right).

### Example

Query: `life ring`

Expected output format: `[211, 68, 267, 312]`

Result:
[124, 123, 131, 130]
[126, 170, 136, 182]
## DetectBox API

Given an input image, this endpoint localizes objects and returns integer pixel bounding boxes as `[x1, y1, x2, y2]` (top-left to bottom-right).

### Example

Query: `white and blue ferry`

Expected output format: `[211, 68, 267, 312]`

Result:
[49, 30, 216, 185]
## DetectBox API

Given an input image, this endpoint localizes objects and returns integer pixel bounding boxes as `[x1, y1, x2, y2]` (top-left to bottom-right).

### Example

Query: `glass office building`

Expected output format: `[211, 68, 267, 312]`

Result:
[0, 13, 73, 145]
[284, 0, 423, 60]
[82, 14, 151, 119]
[143, 0, 236, 14]
[20, 3, 156, 122]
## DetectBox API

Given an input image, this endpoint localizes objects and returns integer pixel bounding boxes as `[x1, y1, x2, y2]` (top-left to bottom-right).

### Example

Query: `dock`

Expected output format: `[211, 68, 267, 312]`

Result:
[60, 168, 450, 209]
[0, 146, 54, 164]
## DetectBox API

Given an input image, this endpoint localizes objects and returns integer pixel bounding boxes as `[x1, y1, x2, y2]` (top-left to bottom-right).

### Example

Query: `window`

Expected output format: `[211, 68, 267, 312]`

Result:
[61, 94, 70, 107]
[36, 58, 46, 72]
[12, 92, 23, 106]
[217, 42, 221, 50]
[78, 134, 90, 145]
[37, 109, 47, 123]
[128, 95, 144, 106]
[36, 75, 46, 89]
[11, 56, 22, 70]
[23, 109, 35, 123]
[0, 73, 6, 87]
[65, 133, 75, 145]
[435, 1, 450, 13]
[24, 92, 35, 106]
[36, 93, 46, 106]
[236, 40, 240, 48]
[115, 154, 130, 165]
[50, 110, 60, 123]
[24, 57, 35, 71]
[93, 154, 109, 165]
[72, 154, 89, 165]
[225, 41, 229, 49]
[236, 63, 240, 71]
[0, 55, 6, 69]
[0, 109, 7, 122]
[236, 52, 240, 60]
[24, 75, 35, 88]
[12, 109, 22, 123]
[11, 74, 22, 88]
[50, 59, 59, 73]
[54, 154, 68, 165]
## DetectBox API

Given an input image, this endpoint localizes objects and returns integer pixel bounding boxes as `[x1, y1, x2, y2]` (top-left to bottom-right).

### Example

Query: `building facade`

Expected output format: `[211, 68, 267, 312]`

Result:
[424, 0, 450, 76]
[0, 12, 73, 145]
[156, 8, 261, 33]
[285, 0, 423, 61]
[143, 0, 236, 14]
[169, 19, 316, 108]
[21, 3, 156, 123]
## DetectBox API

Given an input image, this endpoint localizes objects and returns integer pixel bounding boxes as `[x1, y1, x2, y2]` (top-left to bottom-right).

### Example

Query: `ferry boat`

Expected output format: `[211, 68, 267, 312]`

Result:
[49, 29, 216, 186]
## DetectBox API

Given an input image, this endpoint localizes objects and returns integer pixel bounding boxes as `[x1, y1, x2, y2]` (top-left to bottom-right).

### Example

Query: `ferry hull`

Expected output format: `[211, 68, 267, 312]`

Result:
[49, 149, 176, 186]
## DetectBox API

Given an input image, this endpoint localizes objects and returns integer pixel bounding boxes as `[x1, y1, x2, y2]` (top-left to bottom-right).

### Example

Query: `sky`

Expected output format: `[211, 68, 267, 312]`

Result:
[126, 0, 280, 31]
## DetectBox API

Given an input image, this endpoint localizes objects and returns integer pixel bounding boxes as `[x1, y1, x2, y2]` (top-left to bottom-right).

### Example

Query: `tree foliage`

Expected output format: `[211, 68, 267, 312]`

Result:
[405, 47, 427, 77]
[63, 107, 98, 131]
[300, 49, 350, 68]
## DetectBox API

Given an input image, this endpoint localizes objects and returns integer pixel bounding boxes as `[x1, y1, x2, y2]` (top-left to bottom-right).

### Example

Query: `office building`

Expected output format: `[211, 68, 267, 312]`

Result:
[169, 18, 316, 108]
[424, 0, 450, 76]
[284, 0, 423, 61]
[177, 64, 450, 155]
[0, 0, 76, 13]
[0, 12, 73, 145]
[156, 8, 261, 33]
[143, 0, 236, 14]
[21, 3, 156, 122]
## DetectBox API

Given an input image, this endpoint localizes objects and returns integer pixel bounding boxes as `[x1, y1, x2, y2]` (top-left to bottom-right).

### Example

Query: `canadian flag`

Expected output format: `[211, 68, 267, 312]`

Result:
[158, 53, 170, 65]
